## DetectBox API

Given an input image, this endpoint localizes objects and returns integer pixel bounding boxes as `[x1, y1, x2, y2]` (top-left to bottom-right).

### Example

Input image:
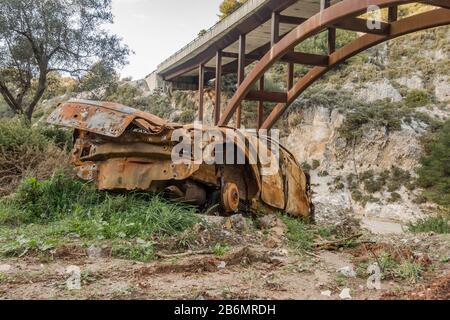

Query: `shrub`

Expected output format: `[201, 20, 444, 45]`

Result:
[408, 215, 450, 234]
[312, 160, 321, 170]
[301, 162, 312, 172]
[281, 215, 314, 252]
[417, 120, 450, 208]
[404, 89, 431, 108]
[388, 192, 402, 203]
[0, 118, 48, 152]
[0, 119, 69, 196]
[11, 172, 94, 223]
[364, 178, 384, 194]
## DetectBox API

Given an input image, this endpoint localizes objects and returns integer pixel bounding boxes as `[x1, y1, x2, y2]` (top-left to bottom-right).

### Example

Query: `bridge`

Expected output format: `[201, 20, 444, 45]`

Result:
[146, 0, 450, 129]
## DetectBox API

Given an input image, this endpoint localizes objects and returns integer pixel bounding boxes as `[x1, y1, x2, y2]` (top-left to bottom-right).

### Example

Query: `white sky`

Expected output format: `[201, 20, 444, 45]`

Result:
[108, 0, 223, 80]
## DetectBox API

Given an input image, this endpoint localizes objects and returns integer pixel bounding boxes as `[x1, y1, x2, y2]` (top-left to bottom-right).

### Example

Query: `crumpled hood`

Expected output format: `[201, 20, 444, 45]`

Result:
[47, 99, 176, 138]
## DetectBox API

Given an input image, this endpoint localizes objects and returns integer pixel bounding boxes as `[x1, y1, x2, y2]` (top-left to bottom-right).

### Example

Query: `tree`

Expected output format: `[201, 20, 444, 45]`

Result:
[0, 0, 130, 122]
[78, 61, 119, 99]
[219, 0, 248, 20]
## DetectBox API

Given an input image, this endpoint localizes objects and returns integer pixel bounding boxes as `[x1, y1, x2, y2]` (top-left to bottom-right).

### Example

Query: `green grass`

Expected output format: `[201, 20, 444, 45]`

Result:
[407, 215, 450, 234]
[0, 172, 199, 261]
[213, 243, 230, 256]
[280, 215, 315, 252]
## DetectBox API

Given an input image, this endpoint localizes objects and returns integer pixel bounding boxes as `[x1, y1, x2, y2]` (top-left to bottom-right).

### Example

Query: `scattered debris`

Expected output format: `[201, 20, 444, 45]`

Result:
[338, 266, 357, 278]
[339, 288, 352, 300]
[155, 250, 213, 259]
[315, 233, 364, 250]
[321, 290, 332, 297]
[87, 245, 102, 259]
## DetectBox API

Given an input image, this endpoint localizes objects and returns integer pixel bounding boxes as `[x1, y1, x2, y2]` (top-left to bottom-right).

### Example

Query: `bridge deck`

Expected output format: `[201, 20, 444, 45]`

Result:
[147, 0, 330, 90]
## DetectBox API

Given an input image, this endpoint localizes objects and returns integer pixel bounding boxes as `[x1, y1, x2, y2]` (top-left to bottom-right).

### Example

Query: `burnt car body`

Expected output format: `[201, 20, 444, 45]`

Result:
[47, 100, 313, 218]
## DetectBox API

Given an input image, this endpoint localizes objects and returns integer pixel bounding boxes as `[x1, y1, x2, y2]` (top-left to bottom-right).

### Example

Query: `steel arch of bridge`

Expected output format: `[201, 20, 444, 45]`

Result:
[216, 0, 450, 129]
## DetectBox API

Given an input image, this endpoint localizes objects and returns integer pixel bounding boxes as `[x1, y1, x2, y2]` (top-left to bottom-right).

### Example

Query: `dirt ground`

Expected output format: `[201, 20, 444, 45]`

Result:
[0, 215, 448, 300]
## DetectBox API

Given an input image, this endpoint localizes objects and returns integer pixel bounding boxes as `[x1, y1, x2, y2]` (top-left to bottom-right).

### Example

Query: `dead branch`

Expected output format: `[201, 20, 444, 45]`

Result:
[155, 249, 214, 259]
[314, 233, 364, 251]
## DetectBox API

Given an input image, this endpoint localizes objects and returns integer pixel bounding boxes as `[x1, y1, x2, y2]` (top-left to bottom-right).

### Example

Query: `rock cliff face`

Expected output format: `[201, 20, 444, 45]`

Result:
[283, 103, 443, 224]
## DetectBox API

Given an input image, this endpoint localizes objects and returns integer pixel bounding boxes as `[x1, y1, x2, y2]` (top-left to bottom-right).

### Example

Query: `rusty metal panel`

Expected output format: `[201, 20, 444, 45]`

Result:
[47, 101, 137, 138]
[282, 150, 311, 217]
[261, 173, 286, 210]
[97, 158, 200, 191]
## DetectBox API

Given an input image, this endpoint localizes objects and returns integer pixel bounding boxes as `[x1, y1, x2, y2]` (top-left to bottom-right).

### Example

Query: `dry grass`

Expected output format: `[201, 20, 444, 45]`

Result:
[0, 144, 69, 196]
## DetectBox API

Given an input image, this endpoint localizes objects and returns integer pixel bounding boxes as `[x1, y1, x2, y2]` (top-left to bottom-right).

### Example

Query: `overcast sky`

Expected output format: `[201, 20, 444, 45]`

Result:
[108, 0, 223, 80]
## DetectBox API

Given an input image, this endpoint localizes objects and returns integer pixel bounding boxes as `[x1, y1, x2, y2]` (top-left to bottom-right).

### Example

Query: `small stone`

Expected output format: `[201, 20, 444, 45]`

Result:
[338, 266, 356, 278]
[217, 261, 227, 269]
[87, 244, 102, 258]
[321, 290, 332, 297]
[339, 288, 352, 300]
[0, 264, 11, 272]
[230, 214, 249, 232]
[257, 215, 277, 229]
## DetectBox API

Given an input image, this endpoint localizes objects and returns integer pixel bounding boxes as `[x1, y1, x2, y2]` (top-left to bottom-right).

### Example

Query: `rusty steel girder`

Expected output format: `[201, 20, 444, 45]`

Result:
[48, 100, 313, 218]
[218, 0, 450, 128]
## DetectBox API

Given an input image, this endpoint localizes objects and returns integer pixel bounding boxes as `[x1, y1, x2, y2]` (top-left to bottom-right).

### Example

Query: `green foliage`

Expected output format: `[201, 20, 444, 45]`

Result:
[301, 162, 312, 172]
[218, 0, 248, 19]
[318, 171, 329, 177]
[213, 243, 230, 256]
[394, 261, 424, 283]
[364, 177, 384, 194]
[295, 29, 357, 55]
[388, 192, 402, 203]
[404, 89, 431, 108]
[39, 126, 73, 149]
[312, 160, 321, 170]
[145, 90, 172, 119]
[408, 215, 450, 234]
[418, 120, 450, 208]
[280, 215, 314, 252]
[10, 172, 90, 223]
[340, 100, 405, 142]
[111, 240, 155, 262]
[78, 61, 120, 95]
[104, 83, 144, 108]
[43, 73, 77, 100]
[0, 118, 49, 152]
[0, 117, 71, 151]
[172, 91, 196, 124]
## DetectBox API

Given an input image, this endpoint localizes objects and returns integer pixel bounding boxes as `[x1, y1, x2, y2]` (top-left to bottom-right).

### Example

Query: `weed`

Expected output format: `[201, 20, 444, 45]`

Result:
[280, 215, 314, 252]
[301, 162, 312, 172]
[408, 215, 450, 234]
[312, 160, 321, 170]
[318, 171, 329, 177]
[388, 192, 402, 203]
[111, 240, 155, 262]
[0, 173, 199, 261]
[404, 89, 431, 108]
[394, 261, 424, 283]
[213, 243, 230, 256]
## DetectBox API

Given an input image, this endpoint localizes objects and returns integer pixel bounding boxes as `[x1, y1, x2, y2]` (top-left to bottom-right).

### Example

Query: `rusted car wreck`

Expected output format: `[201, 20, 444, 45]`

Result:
[47, 100, 313, 218]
